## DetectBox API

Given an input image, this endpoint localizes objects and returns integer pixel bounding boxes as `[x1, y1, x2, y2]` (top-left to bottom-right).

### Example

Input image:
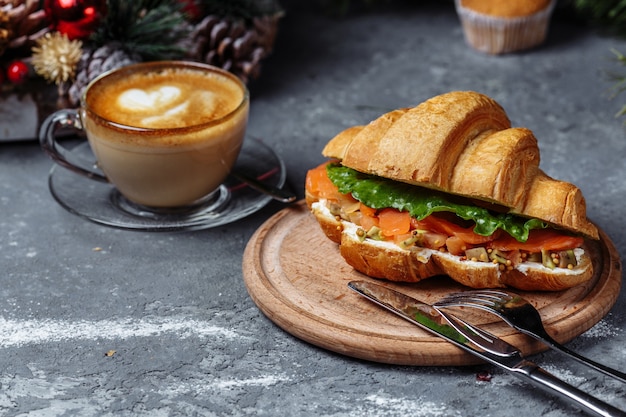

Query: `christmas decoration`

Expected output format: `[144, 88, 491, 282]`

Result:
[44, 0, 107, 40]
[0, 0, 50, 56]
[187, 13, 281, 83]
[569, 0, 626, 38]
[89, 0, 188, 61]
[187, 0, 282, 83]
[178, 0, 202, 22]
[0, 0, 284, 109]
[6, 59, 28, 83]
[66, 0, 188, 106]
[31, 32, 82, 88]
[67, 43, 139, 105]
[608, 48, 626, 120]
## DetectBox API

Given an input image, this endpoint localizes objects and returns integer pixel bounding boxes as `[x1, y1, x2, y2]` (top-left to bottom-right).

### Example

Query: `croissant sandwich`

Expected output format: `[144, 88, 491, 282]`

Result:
[305, 91, 599, 291]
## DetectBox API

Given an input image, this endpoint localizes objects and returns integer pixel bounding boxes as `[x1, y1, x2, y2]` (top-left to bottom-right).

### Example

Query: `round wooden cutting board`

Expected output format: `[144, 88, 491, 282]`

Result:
[242, 201, 622, 366]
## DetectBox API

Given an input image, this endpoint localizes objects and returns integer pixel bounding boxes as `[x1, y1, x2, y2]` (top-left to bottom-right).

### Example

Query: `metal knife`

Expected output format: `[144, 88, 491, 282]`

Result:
[347, 280, 626, 417]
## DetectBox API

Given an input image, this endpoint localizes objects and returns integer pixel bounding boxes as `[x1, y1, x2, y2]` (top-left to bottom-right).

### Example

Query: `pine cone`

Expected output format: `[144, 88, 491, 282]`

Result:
[0, 0, 49, 57]
[186, 13, 282, 83]
[67, 44, 140, 107]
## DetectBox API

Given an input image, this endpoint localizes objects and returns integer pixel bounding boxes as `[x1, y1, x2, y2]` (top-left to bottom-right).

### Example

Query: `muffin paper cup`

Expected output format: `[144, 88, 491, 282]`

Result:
[455, 0, 556, 54]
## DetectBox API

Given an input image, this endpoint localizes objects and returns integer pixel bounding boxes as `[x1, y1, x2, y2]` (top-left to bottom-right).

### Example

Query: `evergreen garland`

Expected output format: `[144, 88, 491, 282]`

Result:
[607, 49, 626, 120]
[569, 0, 626, 37]
[89, 0, 189, 60]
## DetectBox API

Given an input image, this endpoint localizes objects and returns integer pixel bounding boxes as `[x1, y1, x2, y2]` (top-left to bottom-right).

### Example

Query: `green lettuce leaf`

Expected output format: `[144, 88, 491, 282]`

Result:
[326, 163, 547, 242]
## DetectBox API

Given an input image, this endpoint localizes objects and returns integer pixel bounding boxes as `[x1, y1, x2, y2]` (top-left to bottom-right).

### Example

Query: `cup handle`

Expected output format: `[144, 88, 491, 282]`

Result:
[39, 109, 108, 183]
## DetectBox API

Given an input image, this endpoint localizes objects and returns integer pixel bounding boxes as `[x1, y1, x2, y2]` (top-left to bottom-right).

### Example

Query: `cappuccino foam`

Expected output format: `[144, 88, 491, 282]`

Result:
[87, 67, 244, 129]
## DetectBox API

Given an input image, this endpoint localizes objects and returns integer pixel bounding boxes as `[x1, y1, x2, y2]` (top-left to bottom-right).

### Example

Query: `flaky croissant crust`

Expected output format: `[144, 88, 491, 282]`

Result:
[322, 91, 598, 240]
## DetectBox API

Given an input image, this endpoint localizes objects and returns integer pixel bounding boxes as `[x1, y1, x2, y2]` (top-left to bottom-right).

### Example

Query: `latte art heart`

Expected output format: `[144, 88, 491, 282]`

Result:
[118, 86, 183, 112]
[92, 66, 245, 130]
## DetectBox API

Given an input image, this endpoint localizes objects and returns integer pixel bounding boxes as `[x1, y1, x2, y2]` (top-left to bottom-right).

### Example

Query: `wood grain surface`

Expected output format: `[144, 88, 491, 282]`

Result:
[242, 201, 622, 366]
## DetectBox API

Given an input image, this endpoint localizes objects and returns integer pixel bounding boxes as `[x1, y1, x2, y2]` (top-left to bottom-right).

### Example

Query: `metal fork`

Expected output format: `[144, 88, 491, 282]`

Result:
[433, 307, 626, 417]
[350, 280, 625, 416]
[434, 289, 626, 384]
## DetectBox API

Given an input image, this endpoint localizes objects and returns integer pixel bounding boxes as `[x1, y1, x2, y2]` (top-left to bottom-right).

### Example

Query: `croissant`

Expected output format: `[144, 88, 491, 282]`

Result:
[322, 91, 597, 239]
[305, 91, 597, 291]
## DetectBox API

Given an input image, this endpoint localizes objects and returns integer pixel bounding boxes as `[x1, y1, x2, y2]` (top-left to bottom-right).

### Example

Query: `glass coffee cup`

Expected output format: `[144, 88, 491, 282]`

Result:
[40, 61, 249, 215]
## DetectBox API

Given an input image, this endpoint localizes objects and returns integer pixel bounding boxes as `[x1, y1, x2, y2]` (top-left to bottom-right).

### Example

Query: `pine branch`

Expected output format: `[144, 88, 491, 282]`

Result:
[90, 0, 189, 60]
[573, 0, 626, 37]
[607, 49, 626, 119]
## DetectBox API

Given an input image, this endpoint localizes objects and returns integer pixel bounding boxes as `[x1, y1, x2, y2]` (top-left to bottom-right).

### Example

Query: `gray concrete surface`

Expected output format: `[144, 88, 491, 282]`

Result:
[1, 1, 625, 415]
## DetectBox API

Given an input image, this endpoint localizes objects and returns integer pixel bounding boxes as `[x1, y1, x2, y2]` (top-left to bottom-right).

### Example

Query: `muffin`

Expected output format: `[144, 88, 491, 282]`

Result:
[455, 0, 556, 54]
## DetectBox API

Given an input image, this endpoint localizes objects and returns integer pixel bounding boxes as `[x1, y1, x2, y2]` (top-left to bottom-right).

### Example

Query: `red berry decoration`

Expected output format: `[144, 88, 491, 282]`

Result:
[7, 61, 29, 84]
[178, 0, 203, 22]
[44, 0, 107, 40]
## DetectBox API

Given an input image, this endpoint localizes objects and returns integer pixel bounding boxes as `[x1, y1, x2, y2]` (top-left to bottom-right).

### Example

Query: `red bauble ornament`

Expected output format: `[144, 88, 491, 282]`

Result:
[7, 61, 29, 84]
[44, 0, 107, 40]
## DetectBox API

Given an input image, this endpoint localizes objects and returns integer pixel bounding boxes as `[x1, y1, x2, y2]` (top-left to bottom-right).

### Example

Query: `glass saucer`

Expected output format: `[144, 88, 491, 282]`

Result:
[48, 138, 288, 231]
